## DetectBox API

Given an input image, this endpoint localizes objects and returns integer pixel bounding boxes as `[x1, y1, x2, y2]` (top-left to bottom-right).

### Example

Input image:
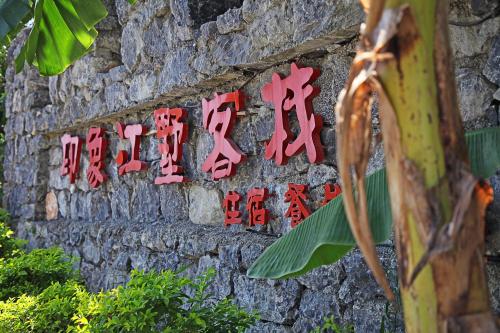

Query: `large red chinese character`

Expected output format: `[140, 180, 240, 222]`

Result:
[321, 183, 341, 206]
[223, 191, 242, 227]
[246, 188, 270, 227]
[262, 62, 324, 165]
[86, 127, 108, 188]
[202, 91, 246, 180]
[60, 134, 83, 184]
[115, 122, 148, 176]
[154, 108, 189, 185]
[284, 183, 311, 228]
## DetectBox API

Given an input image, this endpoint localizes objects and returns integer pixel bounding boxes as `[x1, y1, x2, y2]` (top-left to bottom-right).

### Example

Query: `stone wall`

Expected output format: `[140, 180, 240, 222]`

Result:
[3, 0, 499, 331]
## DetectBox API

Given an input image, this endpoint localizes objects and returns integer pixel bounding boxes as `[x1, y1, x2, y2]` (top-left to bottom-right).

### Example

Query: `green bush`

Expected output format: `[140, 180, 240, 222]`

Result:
[0, 294, 36, 332]
[311, 316, 354, 333]
[71, 269, 257, 333]
[1, 268, 257, 333]
[0, 210, 25, 259]
[0, 281, 88, 333]
[0, 247, 78, 300]
[0, 218, 257, 332]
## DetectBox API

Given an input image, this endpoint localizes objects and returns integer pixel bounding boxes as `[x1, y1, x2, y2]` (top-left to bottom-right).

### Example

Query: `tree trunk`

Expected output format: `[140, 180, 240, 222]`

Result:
[374, 0, 497, 331]
[335, 0, 498, 331]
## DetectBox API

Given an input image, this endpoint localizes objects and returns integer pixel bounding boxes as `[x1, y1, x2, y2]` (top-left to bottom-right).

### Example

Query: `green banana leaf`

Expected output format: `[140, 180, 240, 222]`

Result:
[247, 127, 500, 279]
[466, 127, 500, 179]
[2, 0, 137, 76]
[0, 0, 31, 44]
[15, 0, 108, 76]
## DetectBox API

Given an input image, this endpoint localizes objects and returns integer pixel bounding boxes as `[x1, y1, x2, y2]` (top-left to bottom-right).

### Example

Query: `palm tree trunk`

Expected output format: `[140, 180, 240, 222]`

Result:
[374, 0, 497, 331]
[336, 0, 497, 330]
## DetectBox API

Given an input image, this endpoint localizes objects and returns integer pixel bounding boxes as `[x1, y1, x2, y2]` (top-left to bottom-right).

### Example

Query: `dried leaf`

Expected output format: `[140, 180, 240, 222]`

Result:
[335, 4, 418, 301]
[334, 4, 412, 302]
[408, 166, 486, 284]
[475, 180, 494, 220]
[359, 0, 370, 12]
[361, 0, 385, 42]
[335, 69, 394, 302]
[402, 159, 438, 245]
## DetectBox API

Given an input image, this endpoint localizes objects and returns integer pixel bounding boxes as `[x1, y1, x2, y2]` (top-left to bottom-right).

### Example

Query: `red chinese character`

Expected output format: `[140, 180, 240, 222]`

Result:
[223, 191, 242, 227]
[321, 183, 342, 206]
[202, 91, 246, 180]
[60, 134, 83, 184]
[262, 62, 324, 165]
[246, 188, 270, 227]
[153, 108, 189, 185]
[284, 183, 311, 228]
[86, 127, 108, 188]
[115, 122, 148, 176]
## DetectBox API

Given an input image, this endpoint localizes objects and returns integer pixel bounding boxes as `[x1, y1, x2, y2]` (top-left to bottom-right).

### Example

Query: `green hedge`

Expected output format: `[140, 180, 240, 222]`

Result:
[71, 269, 256, 333]
[0, 269, 257, 333]
[0, 210, 257, 332]
[0, 247, 78, 300]
[0, 209, 24, 259]
[0, 281, 87, 333]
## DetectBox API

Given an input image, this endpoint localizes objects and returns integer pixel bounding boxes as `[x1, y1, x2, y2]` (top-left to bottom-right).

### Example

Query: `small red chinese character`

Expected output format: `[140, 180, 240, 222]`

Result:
[60, 134, 83, 184]
[262, 62, 324, 165]
[154, 108, 189, 185]
[223, 191, 242, 227]
[202, 91, 246, 180]
[86, 127, 108, 188]
[115, 122, 148, 176]
[284, 183, 311, 228]
[321, 183, 341, 206]
[246, 188, 270, 227]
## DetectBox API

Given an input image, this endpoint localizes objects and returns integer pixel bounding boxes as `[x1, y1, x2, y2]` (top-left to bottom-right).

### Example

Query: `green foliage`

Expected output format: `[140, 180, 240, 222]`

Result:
[0, 220, 256, 332]
[310, 316, 354, 333]
[466, 127, 500, 179]
[0, 246, 78, 300]
[72, 268, 257, 333]
[0, 267, 256, 333]
[248, 127, 500, 279]
[0, 0, 31, 44]
[0, 281, 88, 333]
[0, 0, 139, 76]
[247, 169, 390, 279]
[0, 294, 36, 332]
[0, 210, 25, 259]
[15, 0, 108, 76]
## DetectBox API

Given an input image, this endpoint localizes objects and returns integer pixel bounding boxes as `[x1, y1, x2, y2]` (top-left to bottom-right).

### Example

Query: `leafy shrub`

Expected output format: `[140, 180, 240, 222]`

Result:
[311, 316, 354, 333]
[71, 268, 257, 333]
[0, 294, 36, 332]
[0, 281, 88, 333]
[0, 269, 256, 333]
[0, 210, 25, 259]
[0, 247, 78, 300]
[0, 218, 257, 332]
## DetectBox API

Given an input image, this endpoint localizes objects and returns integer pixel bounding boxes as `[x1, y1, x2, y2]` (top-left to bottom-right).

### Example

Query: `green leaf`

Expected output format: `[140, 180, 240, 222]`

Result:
[466, 127, 500, 179]
[128, 0, 137, 4]
[15, 0, 107, 76]
[248, 169, 391, 279]
[247, 127, 500, 279]
[0, 0, 31, 44]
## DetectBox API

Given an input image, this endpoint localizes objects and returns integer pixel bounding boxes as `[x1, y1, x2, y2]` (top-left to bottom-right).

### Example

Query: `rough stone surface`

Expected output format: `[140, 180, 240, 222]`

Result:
[456, 68, 495, 124]
[188, 185, 224, 225]
[45, 191, 58, 220]
[484, 36, 500, 86]
[3, 0, 500, 331]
